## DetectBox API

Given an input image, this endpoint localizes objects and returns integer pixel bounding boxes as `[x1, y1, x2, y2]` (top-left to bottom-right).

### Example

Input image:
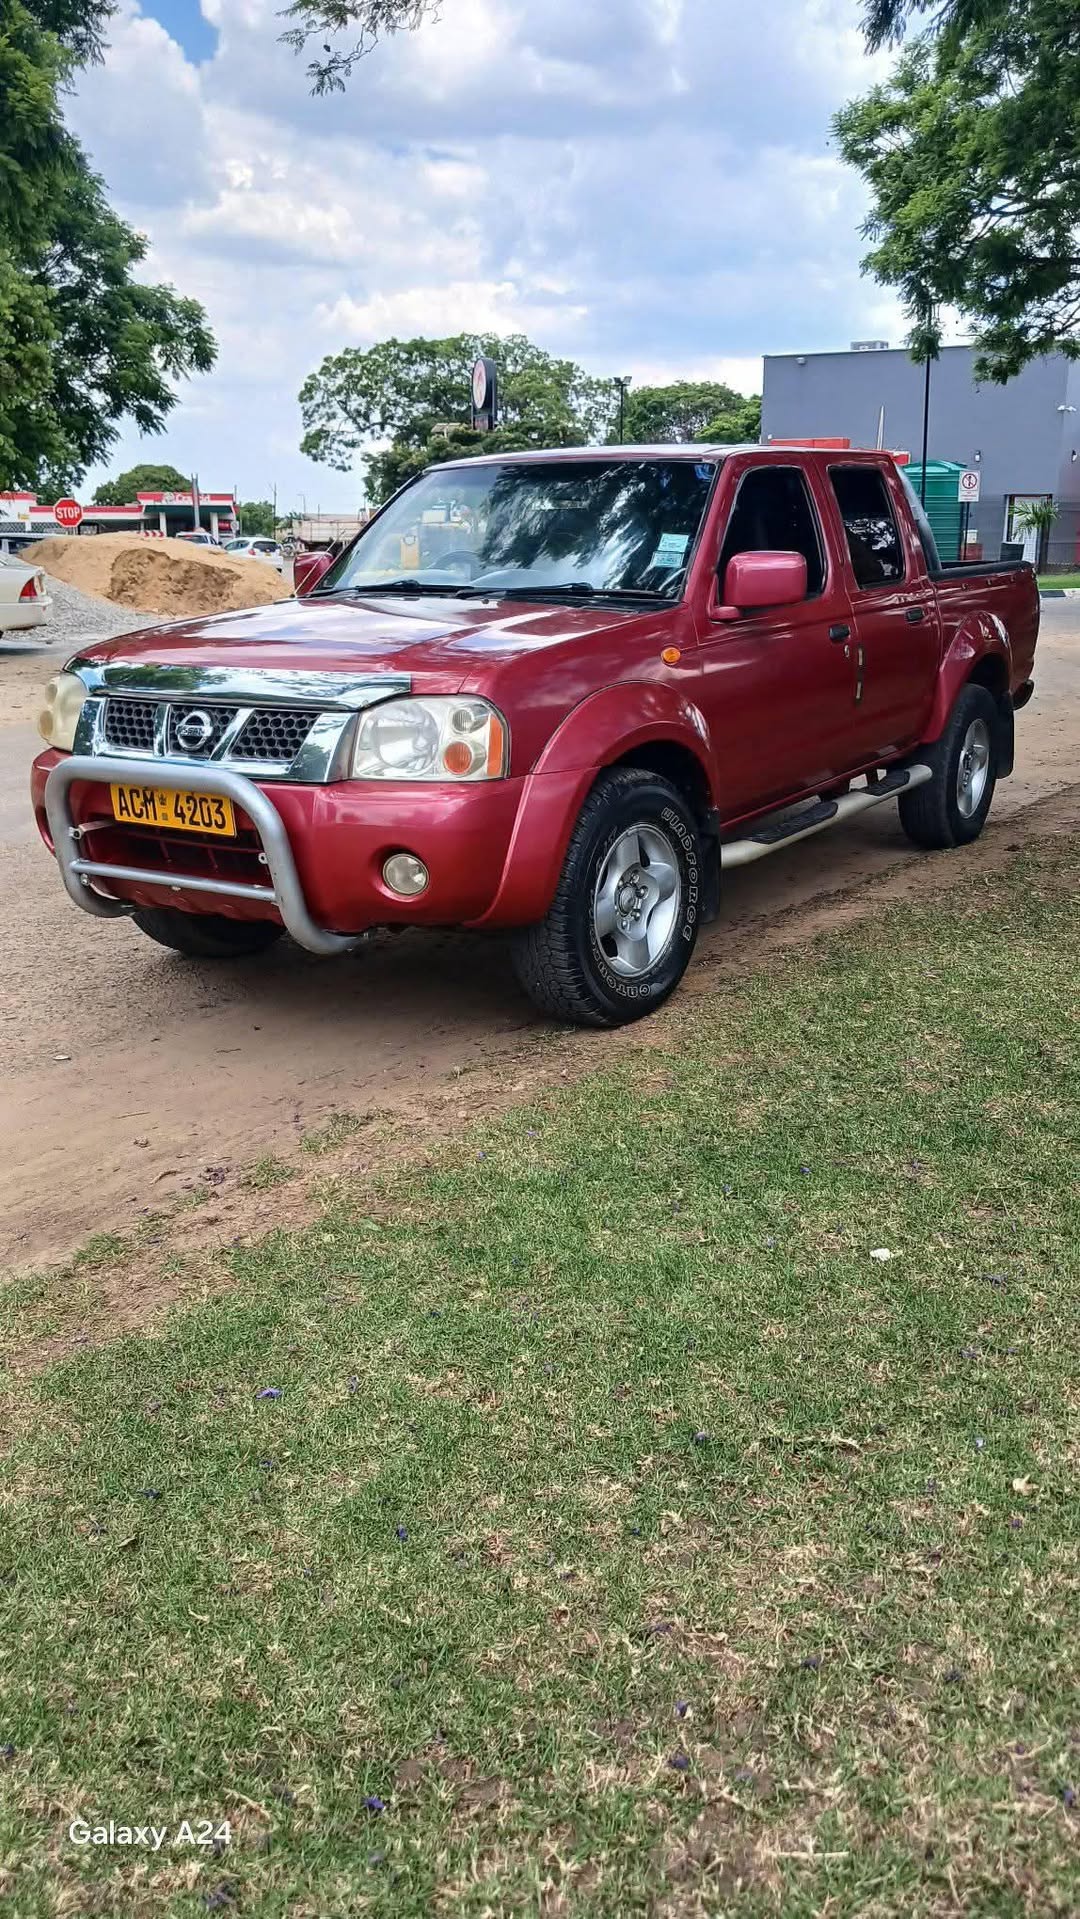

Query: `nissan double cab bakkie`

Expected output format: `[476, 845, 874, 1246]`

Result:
[33, 444, 1039, 1027]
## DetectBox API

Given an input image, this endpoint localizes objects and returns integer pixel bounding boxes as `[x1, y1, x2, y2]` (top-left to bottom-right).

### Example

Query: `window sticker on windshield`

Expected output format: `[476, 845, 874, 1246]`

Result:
[651, 531, 691, 569]
[695, 463, 713, 482]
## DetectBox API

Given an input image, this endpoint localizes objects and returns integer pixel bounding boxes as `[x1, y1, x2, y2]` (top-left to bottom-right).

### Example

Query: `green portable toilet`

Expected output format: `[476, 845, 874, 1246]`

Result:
[905, 461, 965, 562]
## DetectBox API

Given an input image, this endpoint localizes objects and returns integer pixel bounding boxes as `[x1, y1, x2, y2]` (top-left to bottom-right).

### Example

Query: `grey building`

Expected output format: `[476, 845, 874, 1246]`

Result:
[761, 343, 1080, 569]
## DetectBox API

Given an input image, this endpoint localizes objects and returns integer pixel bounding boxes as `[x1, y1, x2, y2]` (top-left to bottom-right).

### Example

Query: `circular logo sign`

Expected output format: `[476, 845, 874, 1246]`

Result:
[175, 709, 215, 752]
[471, 358, 489, 411]
[54, 497, 83, 529]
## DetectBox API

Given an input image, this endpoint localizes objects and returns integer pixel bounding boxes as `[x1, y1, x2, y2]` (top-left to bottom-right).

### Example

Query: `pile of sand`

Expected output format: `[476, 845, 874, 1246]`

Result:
[32, 534, 290, 619]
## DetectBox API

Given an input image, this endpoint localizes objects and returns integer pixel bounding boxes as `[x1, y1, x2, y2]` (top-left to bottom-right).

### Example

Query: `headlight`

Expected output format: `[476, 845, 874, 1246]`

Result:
[37, 671, 88, 751]
[351, 696, 508, 781]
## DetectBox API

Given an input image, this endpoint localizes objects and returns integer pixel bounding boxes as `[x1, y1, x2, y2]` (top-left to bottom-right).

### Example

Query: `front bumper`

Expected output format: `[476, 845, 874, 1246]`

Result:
[34, 753, 527, 953]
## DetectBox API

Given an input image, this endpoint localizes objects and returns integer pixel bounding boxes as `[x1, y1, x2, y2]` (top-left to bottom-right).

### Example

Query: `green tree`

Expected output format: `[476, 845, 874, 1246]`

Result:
[621, 380, 758, 444]
[0, 0, 216, 491]
[300, 333, 616, 502]
[697, 393, 762, 444]
[237, 499, 277, 538]
[836, 0, 1080, 381]
[93, 462, 191, 504]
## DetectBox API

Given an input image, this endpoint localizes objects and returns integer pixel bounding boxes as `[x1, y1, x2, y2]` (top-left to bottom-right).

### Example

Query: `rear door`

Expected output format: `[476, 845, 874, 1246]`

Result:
[694, 458, 859, 815]
[825, 462, 940, 759]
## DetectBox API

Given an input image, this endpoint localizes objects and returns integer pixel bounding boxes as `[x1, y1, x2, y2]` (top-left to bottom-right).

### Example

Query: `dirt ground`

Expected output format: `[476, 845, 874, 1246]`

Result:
[1, 603, 1077, 1275]
[31, 534, 288, 617]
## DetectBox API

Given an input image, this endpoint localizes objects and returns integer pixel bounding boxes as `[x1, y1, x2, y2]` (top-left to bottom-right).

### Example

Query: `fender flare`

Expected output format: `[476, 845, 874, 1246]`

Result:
[469, 681, 716, 928]
[924, 613, 1013, 743]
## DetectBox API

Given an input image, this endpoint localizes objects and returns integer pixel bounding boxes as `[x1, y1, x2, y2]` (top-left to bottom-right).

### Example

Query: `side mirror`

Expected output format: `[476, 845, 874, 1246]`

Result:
[717, 550, 807, 618]
[293, 550, 333, 597]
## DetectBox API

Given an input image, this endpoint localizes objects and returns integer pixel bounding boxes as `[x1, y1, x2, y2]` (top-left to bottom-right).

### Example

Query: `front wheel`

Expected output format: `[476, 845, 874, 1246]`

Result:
[132, 907, 285, 959]
[511, 768, 702, 1027]
[899, 683, 1000, 850]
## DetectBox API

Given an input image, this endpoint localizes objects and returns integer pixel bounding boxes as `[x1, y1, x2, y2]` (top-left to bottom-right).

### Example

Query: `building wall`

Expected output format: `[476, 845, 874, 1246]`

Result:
[762, 346, 1078, 565]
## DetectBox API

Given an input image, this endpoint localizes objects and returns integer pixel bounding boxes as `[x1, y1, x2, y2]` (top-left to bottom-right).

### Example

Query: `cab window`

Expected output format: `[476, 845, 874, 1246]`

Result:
[718, 466, 825, 596]
[829, 466, 906, 588]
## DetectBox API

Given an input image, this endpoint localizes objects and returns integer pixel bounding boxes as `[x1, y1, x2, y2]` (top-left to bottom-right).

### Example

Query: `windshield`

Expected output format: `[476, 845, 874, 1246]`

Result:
[318, 457, 719, 599]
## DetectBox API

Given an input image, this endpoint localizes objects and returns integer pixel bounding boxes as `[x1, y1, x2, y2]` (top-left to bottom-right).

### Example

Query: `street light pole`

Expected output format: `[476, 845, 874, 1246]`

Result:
[919, 351, 932, 507]
[614, 376, 632, 443]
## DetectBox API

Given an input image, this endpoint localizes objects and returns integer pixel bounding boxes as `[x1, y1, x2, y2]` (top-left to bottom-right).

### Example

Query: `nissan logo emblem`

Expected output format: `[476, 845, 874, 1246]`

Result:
[175, 708, 215, 752]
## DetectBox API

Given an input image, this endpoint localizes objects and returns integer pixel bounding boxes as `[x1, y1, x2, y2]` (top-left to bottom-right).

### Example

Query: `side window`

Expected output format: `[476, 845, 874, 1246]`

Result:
[829, 466, 906, 588]
[718, 467, 825, 596]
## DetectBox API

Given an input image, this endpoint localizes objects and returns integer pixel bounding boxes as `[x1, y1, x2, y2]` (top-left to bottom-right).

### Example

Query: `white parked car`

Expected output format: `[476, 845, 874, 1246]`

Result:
[223, 536, 287, 573]
[175, 530, 221, 548]
[0, 555, 51, 639]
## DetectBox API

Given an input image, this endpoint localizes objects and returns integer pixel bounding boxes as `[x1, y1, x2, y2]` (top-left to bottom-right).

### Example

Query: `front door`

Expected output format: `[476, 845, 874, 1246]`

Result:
[695, 461, 860, 818]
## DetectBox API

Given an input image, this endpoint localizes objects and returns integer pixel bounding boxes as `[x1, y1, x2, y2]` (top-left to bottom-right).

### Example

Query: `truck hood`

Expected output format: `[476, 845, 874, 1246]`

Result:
[72, 591, 661, 688]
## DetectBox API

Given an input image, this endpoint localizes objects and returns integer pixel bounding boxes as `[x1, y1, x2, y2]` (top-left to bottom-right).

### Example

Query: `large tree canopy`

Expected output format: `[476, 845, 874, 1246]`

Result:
[622, 382, 761, 446]
[93, 462, 191, 505]
[837, 0, 1080, 379]
[300, 333, 617, 502]
[0, 0, 215, 491]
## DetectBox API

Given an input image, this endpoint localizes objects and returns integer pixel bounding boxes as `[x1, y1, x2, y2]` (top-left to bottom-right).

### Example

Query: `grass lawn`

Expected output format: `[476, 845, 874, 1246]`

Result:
[1, 840, 1078, 1917]
[1038, 573, 1080, 590]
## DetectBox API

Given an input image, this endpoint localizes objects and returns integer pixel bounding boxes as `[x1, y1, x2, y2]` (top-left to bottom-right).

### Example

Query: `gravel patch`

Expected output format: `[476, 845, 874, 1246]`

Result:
[42, 575, 161, 655]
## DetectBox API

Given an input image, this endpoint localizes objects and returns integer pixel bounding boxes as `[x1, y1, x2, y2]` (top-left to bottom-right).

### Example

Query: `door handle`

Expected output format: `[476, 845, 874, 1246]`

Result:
[905, 606, 927, 623]
[829, 623, 851, 643]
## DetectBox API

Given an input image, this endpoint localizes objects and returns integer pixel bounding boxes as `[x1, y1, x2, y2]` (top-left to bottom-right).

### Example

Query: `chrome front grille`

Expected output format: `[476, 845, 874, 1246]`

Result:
[234, 709, 320, 763]
[100, 698, 322, 768]
[71, 665, 413, 786]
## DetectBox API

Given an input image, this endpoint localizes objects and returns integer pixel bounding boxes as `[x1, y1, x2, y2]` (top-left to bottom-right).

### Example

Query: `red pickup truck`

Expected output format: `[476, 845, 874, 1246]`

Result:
[33, 445, 1039, 1026]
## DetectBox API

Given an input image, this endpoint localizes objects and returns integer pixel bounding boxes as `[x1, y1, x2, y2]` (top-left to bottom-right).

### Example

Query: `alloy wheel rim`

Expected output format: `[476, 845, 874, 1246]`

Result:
[592, 823, 681, 977]
[956, 717, 991, 818]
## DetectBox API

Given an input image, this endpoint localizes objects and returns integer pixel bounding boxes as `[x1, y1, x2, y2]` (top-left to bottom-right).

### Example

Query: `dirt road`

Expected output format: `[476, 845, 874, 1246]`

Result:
[2, 606, 1077, 1270]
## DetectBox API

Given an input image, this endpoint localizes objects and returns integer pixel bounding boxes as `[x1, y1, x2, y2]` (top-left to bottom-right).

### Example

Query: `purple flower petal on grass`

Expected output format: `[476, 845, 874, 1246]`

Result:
[395, 1525, 408, 1541]
[256, 1388, 282, 1401]
[364, 1795, 386, 1813]
[675, 1701, 690, 1718]
[669, 1752, 690, 1772]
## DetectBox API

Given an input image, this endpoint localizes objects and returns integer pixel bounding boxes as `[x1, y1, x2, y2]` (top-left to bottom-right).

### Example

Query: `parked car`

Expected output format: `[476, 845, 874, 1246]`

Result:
[1, 554, 51, 639]
[32, 445, 1039, 1026]
[175, 530, 221, 548]
[223, 536, 287, 573]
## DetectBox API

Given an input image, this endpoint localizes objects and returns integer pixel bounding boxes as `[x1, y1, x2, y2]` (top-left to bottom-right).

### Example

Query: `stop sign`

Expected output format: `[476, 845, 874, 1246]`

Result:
[54, 497, 83, 529]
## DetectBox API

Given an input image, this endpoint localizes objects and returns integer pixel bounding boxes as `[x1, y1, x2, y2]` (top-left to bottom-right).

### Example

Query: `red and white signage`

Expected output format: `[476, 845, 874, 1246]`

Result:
[53, 497, 84, 529]
[958, 468, 981, 503]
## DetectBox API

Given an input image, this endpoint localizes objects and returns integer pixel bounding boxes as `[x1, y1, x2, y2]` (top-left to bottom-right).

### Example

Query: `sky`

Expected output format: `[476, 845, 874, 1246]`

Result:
[66, 0, 904, 510]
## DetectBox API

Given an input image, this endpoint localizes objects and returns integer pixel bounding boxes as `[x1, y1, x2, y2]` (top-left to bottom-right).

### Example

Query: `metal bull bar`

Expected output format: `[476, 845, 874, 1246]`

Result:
[44, 755, 363, 957]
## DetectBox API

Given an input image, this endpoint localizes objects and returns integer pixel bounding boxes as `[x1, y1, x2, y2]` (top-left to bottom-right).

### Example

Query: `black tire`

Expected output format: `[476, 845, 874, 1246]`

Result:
[132, 907, 285, 959]
[898, 683, 1000, 850]
[511, 768, 702, 1027]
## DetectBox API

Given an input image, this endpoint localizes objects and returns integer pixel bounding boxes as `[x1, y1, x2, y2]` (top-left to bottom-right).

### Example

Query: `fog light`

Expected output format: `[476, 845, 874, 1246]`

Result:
[382, 852, 429, 897]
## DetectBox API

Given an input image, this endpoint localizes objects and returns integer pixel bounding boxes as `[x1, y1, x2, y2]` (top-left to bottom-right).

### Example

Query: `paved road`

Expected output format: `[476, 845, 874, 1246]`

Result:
[2, 604, 1077, 1269]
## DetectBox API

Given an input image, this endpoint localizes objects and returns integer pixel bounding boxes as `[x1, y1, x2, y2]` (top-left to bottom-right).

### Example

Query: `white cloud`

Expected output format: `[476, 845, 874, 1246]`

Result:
[65, 0, 897, 506]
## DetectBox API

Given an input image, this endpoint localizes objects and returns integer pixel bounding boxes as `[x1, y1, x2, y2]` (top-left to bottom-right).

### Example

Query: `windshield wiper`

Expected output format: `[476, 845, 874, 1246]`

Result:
[453, 582, 668, 603]
[330, 579, 470, 596]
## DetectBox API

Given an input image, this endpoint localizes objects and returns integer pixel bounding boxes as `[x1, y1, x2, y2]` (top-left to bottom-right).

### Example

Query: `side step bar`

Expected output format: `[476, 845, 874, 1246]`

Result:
[720, 764, 933, 869]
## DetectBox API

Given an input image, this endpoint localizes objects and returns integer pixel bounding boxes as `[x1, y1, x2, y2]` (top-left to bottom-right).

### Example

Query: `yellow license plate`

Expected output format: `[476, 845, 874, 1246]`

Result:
[110, 783, 236, 837]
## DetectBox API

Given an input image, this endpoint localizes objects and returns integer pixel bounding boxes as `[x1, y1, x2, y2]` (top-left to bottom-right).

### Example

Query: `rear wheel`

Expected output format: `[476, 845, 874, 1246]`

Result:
[511, 768, 702, 1027]
[132, 908, 285, 959]
[899, 683, 1000, 850]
